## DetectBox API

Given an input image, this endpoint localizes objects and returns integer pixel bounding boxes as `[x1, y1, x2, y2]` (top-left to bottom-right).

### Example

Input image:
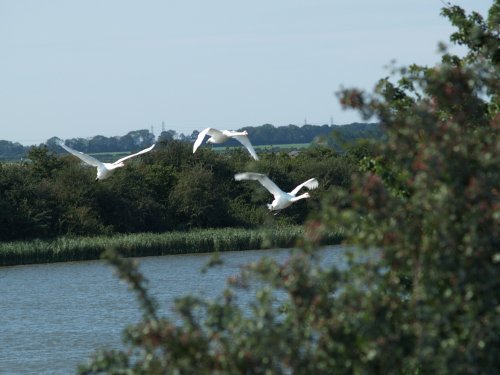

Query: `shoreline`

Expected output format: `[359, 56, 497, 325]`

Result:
[0, 226, 342, 267]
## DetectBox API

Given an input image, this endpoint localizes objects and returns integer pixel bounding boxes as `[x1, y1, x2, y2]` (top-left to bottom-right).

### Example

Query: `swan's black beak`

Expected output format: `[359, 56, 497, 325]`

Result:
[95, 178, 99, 182]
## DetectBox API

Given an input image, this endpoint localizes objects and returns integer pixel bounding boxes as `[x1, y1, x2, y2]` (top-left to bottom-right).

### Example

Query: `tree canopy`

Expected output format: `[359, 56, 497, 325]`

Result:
[0, 139, 359, 241]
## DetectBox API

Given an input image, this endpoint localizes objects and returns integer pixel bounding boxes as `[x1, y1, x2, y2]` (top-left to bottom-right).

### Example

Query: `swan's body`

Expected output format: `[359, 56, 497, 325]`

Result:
[235, 172, 318, 212]
[193, 128, 259, 160]
[57, 140, 155, 180]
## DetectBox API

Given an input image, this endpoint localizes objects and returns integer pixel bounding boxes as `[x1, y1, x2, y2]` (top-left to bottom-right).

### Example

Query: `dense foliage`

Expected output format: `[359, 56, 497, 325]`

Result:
[0, 141, 364, 241]
[79, 2, 499, 374]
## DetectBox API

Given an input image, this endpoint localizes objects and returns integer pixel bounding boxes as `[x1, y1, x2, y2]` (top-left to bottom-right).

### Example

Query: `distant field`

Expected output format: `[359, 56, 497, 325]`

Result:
[1, 152, 134, 163]
[0, 159, 22, 163]
[1, 144, 312, 162]
[88, 144, 312, 158]
[88, 152, 130, 156]
[213, 143, 310, 151]
[255, 143, 310, 150]
[87, 151, 130, 161]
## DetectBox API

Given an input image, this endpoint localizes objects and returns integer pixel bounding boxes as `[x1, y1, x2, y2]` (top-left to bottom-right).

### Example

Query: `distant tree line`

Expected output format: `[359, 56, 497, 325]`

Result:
[239, 122, 382, 147]
[49, 129, 156, 154]
[0, 122, 382, 160]
[0, 140, 26, 160]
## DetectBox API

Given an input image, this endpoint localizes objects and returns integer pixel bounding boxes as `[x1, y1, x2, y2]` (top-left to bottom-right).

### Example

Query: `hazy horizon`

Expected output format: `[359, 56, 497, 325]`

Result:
[1, 1, 491, 145]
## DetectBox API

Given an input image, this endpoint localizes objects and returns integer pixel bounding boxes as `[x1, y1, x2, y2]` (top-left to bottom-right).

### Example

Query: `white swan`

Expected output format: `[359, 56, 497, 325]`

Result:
[193, 128, 259, 160]
[56, 139, 155, 180]
[235, 172, 318, 212]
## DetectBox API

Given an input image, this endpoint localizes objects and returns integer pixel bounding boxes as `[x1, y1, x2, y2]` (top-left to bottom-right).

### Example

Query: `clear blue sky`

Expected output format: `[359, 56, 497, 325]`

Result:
[0, 0, 491, 145]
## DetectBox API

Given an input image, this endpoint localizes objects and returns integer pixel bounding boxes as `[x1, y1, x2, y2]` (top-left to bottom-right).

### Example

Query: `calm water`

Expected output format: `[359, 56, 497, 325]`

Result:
[0, 246, 348, 374]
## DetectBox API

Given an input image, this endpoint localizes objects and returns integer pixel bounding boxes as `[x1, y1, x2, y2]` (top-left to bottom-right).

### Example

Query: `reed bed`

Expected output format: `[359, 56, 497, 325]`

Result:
[0, 226, 342, 267]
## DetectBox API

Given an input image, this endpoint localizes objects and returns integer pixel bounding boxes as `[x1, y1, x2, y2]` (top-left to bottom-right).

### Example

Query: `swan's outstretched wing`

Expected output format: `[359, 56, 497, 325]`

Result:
[233, 135, 259, 160]
[114, 144, 155, 165]
[193, 128, 212, 153]
[235, 172, 283, 198]
[290, 178, 319, 196]
[57, 140, 104, 168]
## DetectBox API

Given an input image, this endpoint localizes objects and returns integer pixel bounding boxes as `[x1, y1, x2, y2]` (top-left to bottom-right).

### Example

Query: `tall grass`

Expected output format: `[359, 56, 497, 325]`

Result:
[0, 226, 342, 267]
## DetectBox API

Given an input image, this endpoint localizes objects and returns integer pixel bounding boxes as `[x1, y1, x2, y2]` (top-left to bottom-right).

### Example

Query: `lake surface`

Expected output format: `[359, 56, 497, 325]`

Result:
[0, 246, 348, 374]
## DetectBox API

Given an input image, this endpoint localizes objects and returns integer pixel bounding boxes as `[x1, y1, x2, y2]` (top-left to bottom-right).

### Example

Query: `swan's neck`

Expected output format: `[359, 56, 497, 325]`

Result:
[291, 193, 310, 202]
[233, 131, 248, 136]
[106, 162, 125, 170]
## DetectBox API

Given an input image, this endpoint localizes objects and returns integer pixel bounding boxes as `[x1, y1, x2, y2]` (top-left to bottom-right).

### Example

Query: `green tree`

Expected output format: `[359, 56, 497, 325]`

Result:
[26, 145, 63, 179]
[169, 163, 229, 229]
[80, 2, 499, 374]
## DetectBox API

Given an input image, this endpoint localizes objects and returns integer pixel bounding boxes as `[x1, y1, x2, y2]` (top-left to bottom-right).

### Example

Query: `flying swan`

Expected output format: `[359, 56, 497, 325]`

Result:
[235, 172, 318, 212]
[56, 139, 155, 180]
[193, 128, 259, 160]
